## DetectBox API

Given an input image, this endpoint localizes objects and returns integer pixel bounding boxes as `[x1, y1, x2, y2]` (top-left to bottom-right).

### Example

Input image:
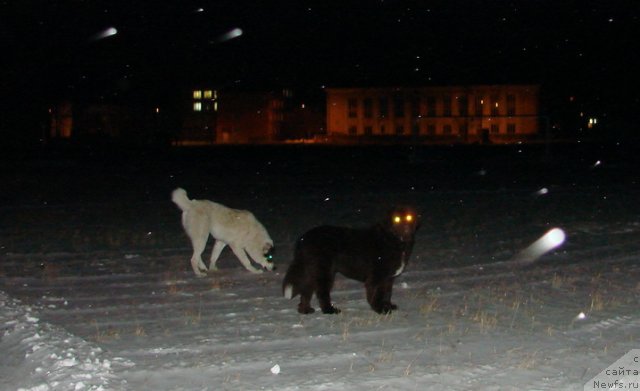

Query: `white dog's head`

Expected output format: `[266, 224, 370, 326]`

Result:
[263, 243, 275, 271]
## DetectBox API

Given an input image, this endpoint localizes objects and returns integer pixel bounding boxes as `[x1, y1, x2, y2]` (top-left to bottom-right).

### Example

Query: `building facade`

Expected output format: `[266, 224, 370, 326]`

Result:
[326, 85, 539, 143]
[180, 88, 293, 144]
[48, 102, 131, 141]
[215, 90, 285, 143]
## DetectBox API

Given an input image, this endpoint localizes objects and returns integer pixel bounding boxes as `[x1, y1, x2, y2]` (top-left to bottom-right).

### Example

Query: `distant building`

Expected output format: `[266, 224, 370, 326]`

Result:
[49, 101, 73, 139]
[326, 85, 540, 144]
[48, 85, 539, 146]
[48, 102, 130, 141]
[179, 88, 323, 144]
[179, 89, 218, 145]
[215, 90, 285, 143]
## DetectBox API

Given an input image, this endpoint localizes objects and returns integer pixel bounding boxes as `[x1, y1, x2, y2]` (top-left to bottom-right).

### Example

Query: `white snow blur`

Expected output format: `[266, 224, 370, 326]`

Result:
[217, 28, 243, 42]
[91, 27, 118, 41]
[513, 227, 566, 264]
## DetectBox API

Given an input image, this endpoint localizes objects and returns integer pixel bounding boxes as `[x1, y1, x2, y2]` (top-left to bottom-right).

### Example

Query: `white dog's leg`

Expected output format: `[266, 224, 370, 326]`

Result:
[229, 244, 263, 274]
[190, 256, 207, 277]
[209, 240, 227, 271]
[188, 233, 209, 277]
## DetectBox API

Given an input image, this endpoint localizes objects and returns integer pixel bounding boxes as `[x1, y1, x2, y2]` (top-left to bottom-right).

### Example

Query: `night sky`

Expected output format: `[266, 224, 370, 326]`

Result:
[2, 0, 639, 142]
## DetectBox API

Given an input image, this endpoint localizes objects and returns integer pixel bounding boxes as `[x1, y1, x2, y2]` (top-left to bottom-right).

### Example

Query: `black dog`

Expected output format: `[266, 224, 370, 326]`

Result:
[282, 207, 419, 314]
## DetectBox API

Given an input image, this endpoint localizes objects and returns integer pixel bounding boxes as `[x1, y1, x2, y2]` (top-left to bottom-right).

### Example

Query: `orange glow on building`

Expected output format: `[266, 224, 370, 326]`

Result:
[326, 85, 540, 144]
[179, 89, 295, 144]
[49, 102, 73, 139]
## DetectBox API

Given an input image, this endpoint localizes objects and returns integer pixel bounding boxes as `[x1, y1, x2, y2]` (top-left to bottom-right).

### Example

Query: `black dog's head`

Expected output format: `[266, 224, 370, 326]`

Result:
[384, 206, 420, 242]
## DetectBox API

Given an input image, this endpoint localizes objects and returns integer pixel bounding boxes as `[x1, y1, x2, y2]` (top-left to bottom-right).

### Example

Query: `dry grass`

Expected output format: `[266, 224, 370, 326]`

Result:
[419, 296, 439, 315]
[92, 320, 121, 342]
[551, 273, 564, 289]
[167, 282, 180, 295]
[134, 324, 146, 337]
[184, 308, 202, 325]
[517, 350, 540, 369]
[335, 311, 398, 341]
[472, 310, 498, 332]
[589, 291, 606, 311]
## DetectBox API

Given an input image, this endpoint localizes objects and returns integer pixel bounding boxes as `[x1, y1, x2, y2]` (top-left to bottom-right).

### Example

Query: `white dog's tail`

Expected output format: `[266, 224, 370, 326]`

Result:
[171, 188, 192, 211]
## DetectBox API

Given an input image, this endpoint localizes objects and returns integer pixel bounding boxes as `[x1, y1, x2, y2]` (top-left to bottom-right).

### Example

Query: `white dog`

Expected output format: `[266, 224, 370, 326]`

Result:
[171, 188, 275, 276]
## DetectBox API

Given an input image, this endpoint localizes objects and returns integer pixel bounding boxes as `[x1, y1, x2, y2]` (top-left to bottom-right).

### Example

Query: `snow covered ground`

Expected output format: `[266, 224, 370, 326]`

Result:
[1, 144, 639, 390]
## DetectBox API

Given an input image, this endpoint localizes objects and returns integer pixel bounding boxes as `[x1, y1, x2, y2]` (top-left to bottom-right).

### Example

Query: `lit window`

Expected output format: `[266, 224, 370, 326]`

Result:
[204, 90, 212, 99]
[491, 95, 499, 116]
[475, 96, 484, 115]
[193, 90, 202, 99]
[193, 102, 202, 112]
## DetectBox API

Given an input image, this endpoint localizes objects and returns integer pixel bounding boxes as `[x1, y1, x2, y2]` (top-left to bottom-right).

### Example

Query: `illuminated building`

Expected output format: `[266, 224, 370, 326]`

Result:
[325, 85, 539, 143]
[179, 88, 322, 144]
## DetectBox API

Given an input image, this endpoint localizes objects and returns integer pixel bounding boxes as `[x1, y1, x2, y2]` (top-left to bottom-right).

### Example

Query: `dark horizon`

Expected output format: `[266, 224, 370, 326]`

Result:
[2, 0, 639, 144]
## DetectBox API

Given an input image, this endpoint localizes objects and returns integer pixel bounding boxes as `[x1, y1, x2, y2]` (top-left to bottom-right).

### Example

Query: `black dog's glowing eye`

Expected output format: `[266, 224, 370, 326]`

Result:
[393, 216, 401, 224]
[405, 214, 413, 222]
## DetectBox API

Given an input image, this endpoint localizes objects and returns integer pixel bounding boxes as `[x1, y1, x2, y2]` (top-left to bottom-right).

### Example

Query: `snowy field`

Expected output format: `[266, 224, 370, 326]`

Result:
[1, 143, 639, 390]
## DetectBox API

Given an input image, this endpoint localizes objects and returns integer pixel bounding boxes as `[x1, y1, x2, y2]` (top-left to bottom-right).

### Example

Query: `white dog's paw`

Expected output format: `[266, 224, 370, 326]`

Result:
[195, 266, 208, 277]
[249, 268, 264, 274]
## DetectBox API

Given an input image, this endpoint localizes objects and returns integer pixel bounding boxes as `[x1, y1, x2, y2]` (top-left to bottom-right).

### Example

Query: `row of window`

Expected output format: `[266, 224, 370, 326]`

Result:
[193, 102, 218, 112]
[347, 123, 517, 136]
[346, 94, 517, 119]
[193, 90, 217, 100]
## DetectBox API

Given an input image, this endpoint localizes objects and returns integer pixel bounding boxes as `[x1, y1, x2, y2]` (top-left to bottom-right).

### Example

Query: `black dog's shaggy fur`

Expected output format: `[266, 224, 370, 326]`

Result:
[282, 207, 419, 314]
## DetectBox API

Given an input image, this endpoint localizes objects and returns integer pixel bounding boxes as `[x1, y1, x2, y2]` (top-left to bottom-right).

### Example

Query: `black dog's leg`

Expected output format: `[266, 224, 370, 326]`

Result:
[366, 277, 397, 314]
[298, 292, 315, 314]
[317, 275, 341, 314]
[381, 278, 397, 312]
